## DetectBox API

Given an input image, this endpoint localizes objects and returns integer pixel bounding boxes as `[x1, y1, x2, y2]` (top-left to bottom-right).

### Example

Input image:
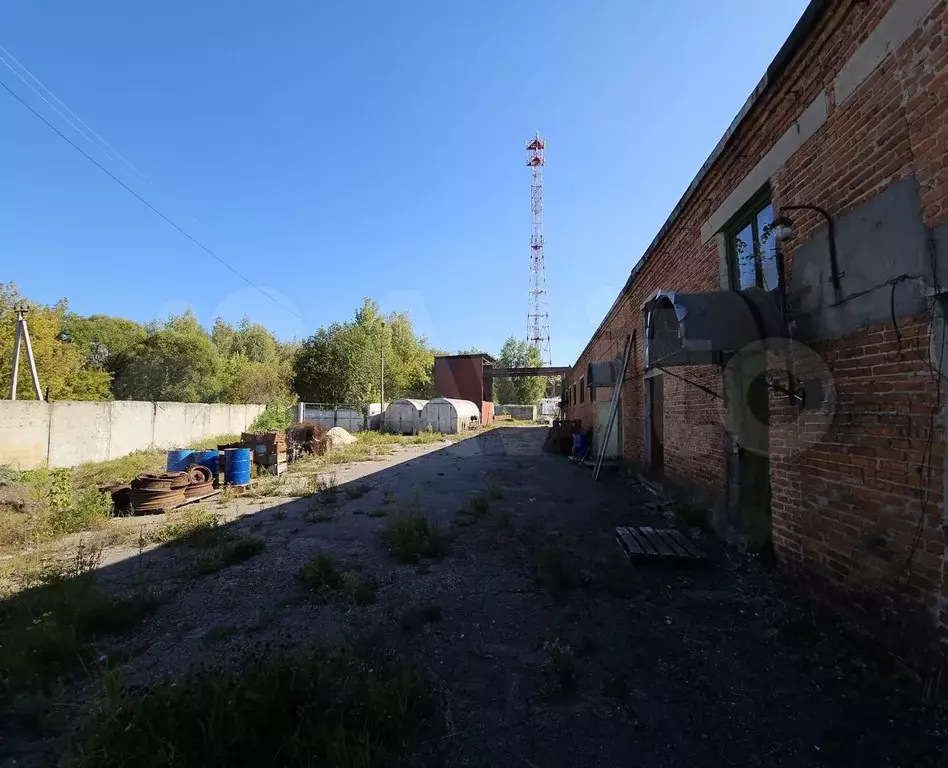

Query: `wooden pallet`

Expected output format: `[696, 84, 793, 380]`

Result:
[615, 526, 706, 562]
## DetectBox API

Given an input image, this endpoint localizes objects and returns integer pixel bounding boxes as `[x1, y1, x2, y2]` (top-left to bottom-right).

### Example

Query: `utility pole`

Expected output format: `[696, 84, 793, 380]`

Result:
[379, 320, 385, 431]
[9, 305, 43, 401]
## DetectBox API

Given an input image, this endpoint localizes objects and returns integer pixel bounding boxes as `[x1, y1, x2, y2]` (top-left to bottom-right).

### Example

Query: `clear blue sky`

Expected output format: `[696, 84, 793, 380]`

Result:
[0, 0, 808, 365]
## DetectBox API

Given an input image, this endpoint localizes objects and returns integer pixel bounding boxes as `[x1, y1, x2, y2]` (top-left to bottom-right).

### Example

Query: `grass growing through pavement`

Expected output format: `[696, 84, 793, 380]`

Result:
[191, 537, 265, 576]
[385, 512, 449, 563]
[65, 639, 430, 768]
[298, 553, 377, 605]
[399, 601, 443, 633]
[468, 493, 490, 516]
[0, 541, 160, 699]
[145, 507, 220, 547]
[541, 638, 577, 694]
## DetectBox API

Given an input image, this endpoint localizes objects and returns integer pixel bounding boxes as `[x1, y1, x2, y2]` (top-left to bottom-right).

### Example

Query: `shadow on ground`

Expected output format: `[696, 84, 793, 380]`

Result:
[1, 427, 945, 767]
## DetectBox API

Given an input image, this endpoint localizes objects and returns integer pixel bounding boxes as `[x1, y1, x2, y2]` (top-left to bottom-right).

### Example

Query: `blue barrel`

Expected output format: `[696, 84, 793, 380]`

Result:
[193, 449, 220, 478]
[166, 449, 195, 472]
[223, 448, 252, 486]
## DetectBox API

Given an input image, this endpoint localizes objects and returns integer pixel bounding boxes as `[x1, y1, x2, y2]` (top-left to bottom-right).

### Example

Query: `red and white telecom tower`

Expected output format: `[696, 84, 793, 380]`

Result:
[526, 131, 552, 366]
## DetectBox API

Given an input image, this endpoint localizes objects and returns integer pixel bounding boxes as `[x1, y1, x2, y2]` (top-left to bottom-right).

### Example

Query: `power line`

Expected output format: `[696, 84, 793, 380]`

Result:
[0, 75, 304, 321]
[0, 42, 163, 198]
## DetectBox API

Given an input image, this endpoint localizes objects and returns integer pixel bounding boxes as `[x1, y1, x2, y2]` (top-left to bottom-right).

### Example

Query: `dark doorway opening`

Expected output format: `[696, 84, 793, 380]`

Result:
[738, 372, 771, 549]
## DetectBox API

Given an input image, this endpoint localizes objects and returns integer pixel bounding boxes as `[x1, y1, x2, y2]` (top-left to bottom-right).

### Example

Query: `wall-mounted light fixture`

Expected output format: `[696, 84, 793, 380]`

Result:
[773, 204, 841, 303]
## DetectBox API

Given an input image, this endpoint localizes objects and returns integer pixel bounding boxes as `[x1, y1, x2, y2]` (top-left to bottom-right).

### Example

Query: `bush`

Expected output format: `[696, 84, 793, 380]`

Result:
[65, 641, 430, 768]
[46, 471, 111, 537]
[249, 399, 294, 432]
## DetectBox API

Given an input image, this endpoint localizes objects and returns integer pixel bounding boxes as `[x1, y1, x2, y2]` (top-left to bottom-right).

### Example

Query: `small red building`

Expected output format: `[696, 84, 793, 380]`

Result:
[432, 354, 495, 424]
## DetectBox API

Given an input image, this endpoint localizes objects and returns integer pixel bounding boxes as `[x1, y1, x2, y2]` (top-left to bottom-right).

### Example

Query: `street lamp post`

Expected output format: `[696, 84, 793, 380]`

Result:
[379, 321, 385, 432]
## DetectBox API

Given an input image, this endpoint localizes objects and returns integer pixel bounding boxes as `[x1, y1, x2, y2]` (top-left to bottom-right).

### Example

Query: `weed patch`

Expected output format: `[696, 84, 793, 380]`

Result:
[385, 513, 448, 563]
[369, 508, 389, 518]
[468, 494, 490, 516]
[344, 482, 370, 500]
[298, 553, 377, 605]
[201, 625, 239, 647]
[399, 601, 443, 633]
[192, 537, 264, 576]
[536, 543, 578, 596]
[0, 543, 159, 697]
[486, 482, 504, 501]
[66, 640, 431, 768]
[305, 510, 335, 524]
[541, 638, 577, 693]
[146, 507, 220, 547]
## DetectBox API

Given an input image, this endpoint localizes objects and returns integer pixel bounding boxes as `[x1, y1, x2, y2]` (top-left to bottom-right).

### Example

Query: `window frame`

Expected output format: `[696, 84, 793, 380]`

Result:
[725, 189, 776, 292]
[579, 376, 585, 403]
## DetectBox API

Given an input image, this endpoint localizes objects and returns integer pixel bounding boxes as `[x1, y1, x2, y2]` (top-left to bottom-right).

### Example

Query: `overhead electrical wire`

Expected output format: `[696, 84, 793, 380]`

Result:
[0, 66, 303, 321]
[0, 42, 199, 228]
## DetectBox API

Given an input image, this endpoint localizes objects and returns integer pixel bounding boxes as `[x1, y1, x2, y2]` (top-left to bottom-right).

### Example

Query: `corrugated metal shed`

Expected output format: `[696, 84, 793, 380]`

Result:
[384, 399, 427, 434]
[419, 397, 480, 434]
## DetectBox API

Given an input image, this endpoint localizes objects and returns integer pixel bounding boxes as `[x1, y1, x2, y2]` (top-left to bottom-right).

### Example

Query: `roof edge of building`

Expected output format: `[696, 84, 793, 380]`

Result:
[568, 0, 831, 372]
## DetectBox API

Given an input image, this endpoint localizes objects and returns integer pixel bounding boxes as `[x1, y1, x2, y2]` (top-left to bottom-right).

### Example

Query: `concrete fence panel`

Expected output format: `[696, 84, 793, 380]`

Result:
[108, 402, 156, 460]
[48, 402, 112, 468]
[153, 402, 189, 449]
[0, 400, 50, 470]
[0, 400, 266, 471]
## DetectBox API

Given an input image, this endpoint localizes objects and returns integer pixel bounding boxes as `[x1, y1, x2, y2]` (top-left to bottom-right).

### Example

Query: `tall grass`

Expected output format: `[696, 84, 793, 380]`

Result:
[65, 640, 430, 768]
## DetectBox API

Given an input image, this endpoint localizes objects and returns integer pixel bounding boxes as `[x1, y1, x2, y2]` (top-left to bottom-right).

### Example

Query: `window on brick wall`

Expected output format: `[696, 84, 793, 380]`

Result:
[579, 377, 585, 403]
[727, 196, 778, 293]
[572, 383, 577, 406]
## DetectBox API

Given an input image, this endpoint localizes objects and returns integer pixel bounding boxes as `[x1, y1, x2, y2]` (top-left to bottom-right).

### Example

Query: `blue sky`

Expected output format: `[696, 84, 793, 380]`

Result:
[0, 0, 808, 364]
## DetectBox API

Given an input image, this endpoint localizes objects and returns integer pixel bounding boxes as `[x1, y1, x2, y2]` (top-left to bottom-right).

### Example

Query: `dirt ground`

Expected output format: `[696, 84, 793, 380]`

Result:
[14, 426, 948, 766]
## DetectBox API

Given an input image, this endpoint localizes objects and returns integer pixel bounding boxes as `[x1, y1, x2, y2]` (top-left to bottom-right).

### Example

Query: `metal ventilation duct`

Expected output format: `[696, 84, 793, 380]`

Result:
[645, 287, 784, 368]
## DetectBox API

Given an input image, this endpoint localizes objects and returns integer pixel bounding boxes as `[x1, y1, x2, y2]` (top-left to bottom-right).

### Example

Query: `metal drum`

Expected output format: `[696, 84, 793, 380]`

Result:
[166, 449, 195, 473]
[223, 447, 252, 486]
[192, 449, 220, 478]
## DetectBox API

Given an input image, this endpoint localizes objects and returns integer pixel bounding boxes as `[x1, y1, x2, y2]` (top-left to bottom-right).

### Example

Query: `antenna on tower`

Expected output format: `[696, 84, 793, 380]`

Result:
[526, 131, 552, 366]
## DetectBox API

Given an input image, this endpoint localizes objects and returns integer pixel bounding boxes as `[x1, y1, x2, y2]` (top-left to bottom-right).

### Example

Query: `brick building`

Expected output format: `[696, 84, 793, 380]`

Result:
[565, 0, 948, 657]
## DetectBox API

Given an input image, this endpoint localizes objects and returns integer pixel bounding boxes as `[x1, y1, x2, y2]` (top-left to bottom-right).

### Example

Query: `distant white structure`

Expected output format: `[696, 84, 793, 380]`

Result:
[420, 397, 480, 434]
[539, 397, 560, 417]
[384, 399, 427, 434]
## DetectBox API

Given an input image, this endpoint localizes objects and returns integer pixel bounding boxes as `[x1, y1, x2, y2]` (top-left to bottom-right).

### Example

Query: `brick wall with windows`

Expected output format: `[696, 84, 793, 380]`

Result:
[564, 0, 948, 656]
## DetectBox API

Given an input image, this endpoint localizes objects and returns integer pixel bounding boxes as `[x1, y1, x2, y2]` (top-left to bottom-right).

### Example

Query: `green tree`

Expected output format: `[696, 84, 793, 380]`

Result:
[60, 313, 148, 376]
[0, 284, 111, 400]
[293, 298, 436, 405]
[494, 336, 545, 405]
[112, 329, 221, 402]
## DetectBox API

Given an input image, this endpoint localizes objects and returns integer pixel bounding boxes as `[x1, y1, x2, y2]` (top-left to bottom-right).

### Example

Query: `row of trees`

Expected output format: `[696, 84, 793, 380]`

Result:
[1, 283, 295, 405]
[1, 284, 550, 408]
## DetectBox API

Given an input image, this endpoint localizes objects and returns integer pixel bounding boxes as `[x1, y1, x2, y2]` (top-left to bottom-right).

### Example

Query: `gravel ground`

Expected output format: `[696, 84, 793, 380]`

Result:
[16, 426, 948, 766]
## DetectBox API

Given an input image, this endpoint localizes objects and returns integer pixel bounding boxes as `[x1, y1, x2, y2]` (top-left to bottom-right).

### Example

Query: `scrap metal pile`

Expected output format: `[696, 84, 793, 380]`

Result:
[105, 464, 217, 516]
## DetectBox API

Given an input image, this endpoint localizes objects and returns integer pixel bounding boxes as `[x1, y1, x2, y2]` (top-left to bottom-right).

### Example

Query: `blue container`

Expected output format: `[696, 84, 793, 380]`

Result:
[193, 449, 220, 478]
[223, 448, 252, 486]
[166, 449, 195, 473]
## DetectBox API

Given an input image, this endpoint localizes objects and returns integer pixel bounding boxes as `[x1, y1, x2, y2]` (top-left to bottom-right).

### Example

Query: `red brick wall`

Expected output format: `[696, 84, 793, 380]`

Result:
[565, 0, 948, 655]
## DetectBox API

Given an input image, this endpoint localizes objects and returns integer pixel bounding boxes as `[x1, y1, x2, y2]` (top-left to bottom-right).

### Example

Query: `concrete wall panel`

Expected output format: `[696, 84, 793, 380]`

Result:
[108, 402, 155, 460]
[1, 400, 264, 470]
[153, 402, 190, 448]
[48, 402, 111, 468]
[0, 400, 50, 470]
